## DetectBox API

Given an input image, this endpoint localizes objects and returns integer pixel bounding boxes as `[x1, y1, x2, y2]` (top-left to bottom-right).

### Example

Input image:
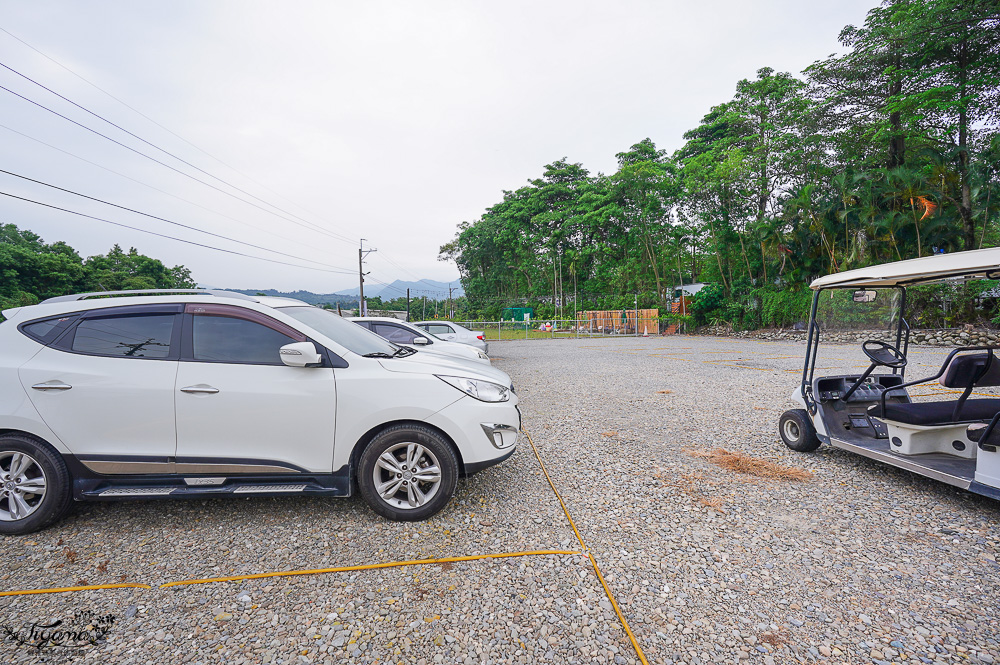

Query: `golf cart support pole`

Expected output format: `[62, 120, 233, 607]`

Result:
[895, 286, 909, 380]
[801, 290, 821, 413]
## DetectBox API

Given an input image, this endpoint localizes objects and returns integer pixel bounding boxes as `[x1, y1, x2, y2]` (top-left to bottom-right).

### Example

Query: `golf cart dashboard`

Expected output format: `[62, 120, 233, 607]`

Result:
[815, 374, 907, 404]
[812, 374, 908, 441]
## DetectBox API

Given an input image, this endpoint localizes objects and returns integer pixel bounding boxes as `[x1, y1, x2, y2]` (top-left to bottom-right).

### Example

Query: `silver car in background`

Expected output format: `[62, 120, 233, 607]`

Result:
[348, 317, 490, 365]
[415, 321, 488, 355]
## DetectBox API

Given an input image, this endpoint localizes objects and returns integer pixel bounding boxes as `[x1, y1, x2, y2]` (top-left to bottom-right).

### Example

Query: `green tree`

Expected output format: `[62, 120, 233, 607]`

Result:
[0, 224, 84, 305]
[82, 245, 196, 291]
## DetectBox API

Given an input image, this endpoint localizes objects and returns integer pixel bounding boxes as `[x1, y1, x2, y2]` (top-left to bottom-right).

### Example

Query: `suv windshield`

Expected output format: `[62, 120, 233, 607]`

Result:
[399, 322, 444, 341]
[370, 320, 444, 342]
[278, 306, 400, 356]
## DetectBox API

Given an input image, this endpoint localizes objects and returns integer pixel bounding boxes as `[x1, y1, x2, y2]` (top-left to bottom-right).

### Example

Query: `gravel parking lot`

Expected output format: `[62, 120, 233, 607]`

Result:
[1, 336, 999, 664]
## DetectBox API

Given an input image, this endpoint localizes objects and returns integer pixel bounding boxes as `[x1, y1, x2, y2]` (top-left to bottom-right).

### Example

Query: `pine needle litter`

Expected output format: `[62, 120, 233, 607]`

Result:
[688, 448, 813, 481]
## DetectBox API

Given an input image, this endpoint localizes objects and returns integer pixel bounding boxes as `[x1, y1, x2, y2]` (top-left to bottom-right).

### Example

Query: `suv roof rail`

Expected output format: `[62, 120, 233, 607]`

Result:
[40, 289, 256, 304]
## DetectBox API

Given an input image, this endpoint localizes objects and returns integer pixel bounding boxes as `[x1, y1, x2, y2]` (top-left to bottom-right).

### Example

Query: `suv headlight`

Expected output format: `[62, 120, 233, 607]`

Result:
[436, 375, 510, 402]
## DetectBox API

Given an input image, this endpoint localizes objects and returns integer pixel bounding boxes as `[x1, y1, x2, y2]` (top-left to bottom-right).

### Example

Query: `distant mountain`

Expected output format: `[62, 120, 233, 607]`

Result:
[335, 279, 463, 299]
[215, 279, 462, 305]
[219, 289, 359, 306]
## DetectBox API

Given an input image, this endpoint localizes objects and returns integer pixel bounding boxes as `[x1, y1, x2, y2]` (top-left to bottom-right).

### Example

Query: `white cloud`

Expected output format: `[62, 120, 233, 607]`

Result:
[0, 0, 876, 292]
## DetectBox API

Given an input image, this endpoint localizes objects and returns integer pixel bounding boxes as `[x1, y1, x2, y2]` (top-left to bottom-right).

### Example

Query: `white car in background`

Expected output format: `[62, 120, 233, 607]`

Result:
[349, 317, 490, 365]
[415, 321, 488, 355]
[0, 290, 519, 534]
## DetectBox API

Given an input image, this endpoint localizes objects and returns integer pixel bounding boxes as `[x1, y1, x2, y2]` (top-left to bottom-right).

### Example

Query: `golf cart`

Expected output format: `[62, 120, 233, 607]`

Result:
[779, 247, 1000, 501]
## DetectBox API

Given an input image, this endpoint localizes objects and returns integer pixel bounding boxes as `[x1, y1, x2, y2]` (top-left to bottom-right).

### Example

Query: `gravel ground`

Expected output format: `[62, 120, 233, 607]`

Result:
[1, 335, 998, 664]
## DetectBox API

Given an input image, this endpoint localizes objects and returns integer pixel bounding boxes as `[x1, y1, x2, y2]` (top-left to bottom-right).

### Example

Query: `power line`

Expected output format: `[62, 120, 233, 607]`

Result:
[0, 26, 336, 228]
[0, 168, 355, 272]
[0, 38, 459, 290]
[0, 82, 355, 245]
[0, 58, 356, 245]
[0, 122, 335, 256]
[364, 276, 410, 296]
[376, 252, 425, 281]
[0, 189, 356, 275]
[0, 32, 449, 288]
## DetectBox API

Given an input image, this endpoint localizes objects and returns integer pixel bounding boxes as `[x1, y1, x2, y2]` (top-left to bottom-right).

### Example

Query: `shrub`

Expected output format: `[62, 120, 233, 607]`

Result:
[759, 289, 812, 328]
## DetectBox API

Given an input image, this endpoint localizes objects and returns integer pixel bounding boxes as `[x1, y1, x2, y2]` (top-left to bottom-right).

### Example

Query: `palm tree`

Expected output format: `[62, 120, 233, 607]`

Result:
[885, 166, 931, 258]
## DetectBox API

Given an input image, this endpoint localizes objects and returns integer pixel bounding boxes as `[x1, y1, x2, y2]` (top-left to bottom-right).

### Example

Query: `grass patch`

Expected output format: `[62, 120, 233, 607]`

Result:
[689, 448, 813, 481]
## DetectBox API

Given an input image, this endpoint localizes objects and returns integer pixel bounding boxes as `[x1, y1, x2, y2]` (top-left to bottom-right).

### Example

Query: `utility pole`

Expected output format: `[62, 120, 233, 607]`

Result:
[676, 252, 686, 335]
[358, 239, 376, 316]
[448, 284, 453, 319]
[552, 255, 557, 323]
[406, 288, 410, 322]
[558, 254, 562, 321]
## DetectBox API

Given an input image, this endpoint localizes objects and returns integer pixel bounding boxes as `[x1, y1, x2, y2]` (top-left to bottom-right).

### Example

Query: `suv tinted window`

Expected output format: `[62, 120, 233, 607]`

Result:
[372, 322, 418, 344]
[193, 315, 295, 364]
[20, 315, 79, 345]
[72, 314, 175, 358]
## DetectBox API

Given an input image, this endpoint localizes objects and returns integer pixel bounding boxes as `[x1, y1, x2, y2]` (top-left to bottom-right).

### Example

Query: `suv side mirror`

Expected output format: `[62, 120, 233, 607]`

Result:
[412, 337, 429, 346]
[279, 341, 322, 367]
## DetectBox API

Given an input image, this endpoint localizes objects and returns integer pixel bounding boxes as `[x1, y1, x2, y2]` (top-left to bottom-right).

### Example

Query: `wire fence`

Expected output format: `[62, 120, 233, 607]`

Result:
[451, 318, 679, 342]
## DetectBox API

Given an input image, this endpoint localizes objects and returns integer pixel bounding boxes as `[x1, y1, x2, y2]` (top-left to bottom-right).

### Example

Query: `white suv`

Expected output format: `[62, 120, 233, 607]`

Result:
[0, 290, 520, 534]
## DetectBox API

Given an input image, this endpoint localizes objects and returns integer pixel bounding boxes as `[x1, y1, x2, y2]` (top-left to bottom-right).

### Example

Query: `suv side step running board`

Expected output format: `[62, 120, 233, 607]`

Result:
[84, 481, 337, 500]
[233, 484, 307, 494]
[99, 487, 176, 496]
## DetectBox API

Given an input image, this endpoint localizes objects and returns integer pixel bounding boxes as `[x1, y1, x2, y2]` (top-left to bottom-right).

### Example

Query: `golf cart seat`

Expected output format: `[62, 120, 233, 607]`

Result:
[867, 349, 1000, 458]
[876, 398, 1000, 426]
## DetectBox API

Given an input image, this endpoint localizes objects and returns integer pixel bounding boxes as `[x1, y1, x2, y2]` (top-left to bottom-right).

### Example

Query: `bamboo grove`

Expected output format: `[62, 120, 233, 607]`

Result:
[439, 0, 1000, 327]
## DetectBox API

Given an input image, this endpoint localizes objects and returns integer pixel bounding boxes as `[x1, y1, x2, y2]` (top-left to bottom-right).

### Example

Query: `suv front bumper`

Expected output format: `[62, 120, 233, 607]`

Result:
[425, 396, 520, 474]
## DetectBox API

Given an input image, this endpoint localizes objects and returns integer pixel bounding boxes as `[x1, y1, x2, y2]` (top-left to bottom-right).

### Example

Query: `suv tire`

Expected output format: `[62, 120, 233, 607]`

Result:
[0, 434, 73, 535]
[358, 425, 458, 521]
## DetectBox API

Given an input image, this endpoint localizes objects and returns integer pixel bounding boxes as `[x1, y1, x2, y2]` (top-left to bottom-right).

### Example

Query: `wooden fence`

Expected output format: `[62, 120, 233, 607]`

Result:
[580, 309, 659, 334]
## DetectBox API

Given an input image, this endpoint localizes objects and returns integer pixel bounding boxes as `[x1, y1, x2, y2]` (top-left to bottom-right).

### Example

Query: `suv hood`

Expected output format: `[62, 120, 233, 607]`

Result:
[377, 352, 512, 385]
[420, 339, 486, 361]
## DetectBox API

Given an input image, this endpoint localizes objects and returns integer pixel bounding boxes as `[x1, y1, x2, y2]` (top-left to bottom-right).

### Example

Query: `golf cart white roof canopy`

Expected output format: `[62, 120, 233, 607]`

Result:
[810, 247, 1000, 290]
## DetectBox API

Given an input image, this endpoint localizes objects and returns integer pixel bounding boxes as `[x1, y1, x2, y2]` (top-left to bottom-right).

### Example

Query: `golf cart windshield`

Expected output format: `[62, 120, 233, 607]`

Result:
[815, 288, 901, 332]
[809, 287, 905, 377]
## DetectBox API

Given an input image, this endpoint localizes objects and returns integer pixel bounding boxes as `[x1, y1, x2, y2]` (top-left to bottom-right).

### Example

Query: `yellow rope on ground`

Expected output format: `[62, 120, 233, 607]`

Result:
[2, 427, 650, 665]
[159, 550, 578, 589]
[0, 582, 151, 597]
[525, 431, 588, 552]
[522, 428, 651, 665]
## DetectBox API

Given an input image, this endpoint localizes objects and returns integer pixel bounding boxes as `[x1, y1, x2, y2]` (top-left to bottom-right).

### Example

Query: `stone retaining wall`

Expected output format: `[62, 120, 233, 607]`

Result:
[698, 326, 999, 347]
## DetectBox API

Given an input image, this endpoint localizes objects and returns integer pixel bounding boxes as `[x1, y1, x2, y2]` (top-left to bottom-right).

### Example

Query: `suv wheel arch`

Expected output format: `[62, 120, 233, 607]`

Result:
[349, 420, 465, 480]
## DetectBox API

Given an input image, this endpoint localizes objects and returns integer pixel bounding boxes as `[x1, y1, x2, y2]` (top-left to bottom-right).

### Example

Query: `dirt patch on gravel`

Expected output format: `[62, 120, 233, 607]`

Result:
[688, 448, 814, 481]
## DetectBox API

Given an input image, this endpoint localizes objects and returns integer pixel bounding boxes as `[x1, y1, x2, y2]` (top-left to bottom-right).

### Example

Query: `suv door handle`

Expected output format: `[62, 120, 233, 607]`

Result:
[31, 382, 73, 391]
[180, 385, 220, 394]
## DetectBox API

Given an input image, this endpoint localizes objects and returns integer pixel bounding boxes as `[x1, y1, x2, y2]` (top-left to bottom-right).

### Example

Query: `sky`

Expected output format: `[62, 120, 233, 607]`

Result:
[0, 0, 880, 296]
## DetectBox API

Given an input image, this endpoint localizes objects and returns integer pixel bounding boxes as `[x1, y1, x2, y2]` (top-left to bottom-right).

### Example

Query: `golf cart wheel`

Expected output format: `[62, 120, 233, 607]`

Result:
[358, 424, 458, 521]
[779, 409, 821, 452]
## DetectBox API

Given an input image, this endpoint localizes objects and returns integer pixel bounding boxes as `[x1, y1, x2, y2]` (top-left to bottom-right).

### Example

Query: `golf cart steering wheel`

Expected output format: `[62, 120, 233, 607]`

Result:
[862, 340, 907, 368]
